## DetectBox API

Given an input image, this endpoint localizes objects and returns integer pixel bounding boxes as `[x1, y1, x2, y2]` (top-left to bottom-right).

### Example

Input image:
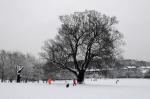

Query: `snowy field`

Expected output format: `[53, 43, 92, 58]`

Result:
[0, 79, 150, 99]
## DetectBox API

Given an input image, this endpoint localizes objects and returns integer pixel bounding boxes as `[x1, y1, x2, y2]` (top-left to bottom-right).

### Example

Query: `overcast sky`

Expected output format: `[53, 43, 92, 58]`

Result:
[0, 0, 150, 61]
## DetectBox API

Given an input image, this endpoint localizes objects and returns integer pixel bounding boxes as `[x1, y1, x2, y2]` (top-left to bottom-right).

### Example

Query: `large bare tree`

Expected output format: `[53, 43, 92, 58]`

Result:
[41, 10, 123, 84]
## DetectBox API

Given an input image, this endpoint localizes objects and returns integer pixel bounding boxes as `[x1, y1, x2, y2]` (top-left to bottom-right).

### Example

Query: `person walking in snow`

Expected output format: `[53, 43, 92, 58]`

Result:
[73, 79, 77, 86]
[48, 78, 53, 84]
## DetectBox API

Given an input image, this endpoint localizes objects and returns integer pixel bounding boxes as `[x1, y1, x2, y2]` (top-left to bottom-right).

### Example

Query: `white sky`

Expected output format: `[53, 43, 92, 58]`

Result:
[0, 0, 150, 61]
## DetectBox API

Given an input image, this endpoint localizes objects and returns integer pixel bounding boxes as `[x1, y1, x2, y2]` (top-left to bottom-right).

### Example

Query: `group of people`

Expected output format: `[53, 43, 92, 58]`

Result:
[66, 79, 77, 88]
[47, 78, 77, 88]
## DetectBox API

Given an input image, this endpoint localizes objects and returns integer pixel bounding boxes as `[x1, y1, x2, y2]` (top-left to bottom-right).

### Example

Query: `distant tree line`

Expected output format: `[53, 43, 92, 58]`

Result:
[1, 49, 150, 83]
[42, 59, 150, 80]
[0, 50, 45, 83]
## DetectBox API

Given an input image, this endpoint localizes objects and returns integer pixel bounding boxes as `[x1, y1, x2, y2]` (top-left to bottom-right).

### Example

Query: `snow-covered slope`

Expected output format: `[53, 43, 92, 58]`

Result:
[0, 79, 150, 99]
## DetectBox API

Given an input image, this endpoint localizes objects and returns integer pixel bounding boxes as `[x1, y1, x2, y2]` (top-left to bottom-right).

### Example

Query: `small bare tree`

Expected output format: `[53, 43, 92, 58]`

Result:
[0, 50, 6, 82]
[16, 65, 24, 83]
[41, 10, 123, 84]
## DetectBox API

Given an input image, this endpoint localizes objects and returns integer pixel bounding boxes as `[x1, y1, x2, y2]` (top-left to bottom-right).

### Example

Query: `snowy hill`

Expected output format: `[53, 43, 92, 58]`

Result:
[0, 79, 150, 99]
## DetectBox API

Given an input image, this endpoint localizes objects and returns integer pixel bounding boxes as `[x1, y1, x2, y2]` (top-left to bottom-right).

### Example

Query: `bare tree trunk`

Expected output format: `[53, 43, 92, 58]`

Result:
[77, 70, 85, 84]
[1, 70, 4, 82]
[1, 58, 5, 83]
[17, 75, 21, 83]
[16, 65, 24, 83]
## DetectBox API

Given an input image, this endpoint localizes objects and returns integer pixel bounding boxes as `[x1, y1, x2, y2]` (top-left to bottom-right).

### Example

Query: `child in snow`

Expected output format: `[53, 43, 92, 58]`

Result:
[48, 79, 53, 84]
[73, 79, 77, 86]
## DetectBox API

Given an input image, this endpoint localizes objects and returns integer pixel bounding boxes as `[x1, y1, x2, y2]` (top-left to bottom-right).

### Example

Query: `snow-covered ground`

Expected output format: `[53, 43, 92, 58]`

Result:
[0, 79, 150, 99]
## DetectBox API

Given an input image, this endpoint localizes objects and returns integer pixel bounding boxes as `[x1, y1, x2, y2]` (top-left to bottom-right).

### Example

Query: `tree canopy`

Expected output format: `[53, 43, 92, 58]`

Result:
[41, 10, 123, 83]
